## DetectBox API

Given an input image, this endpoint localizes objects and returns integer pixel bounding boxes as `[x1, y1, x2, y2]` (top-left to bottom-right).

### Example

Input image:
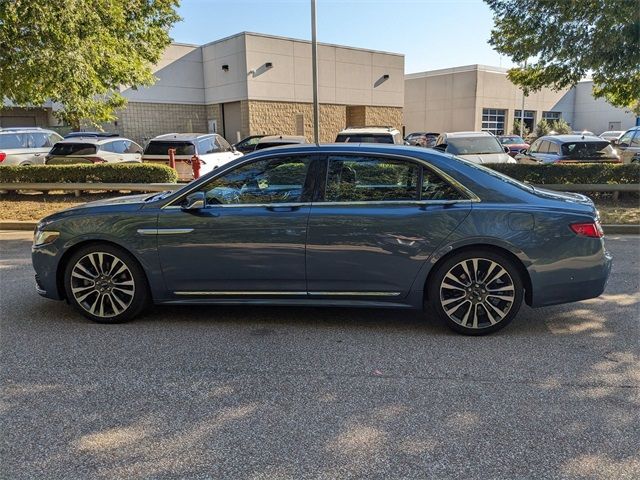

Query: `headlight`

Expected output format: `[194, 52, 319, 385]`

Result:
[33, 230, 60, 246]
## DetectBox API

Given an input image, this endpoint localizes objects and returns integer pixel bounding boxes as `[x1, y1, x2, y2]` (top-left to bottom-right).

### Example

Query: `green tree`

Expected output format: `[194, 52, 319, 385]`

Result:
[485, 0, 640, 111]
[512, 119, 530, 137]
[550, 119, 571, 135]
[535, 119, 551, 137]
[0, 0, 180, 129]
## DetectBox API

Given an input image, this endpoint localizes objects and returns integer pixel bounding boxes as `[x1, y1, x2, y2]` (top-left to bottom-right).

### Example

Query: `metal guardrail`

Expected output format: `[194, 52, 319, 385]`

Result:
[0, 182, 638, 193]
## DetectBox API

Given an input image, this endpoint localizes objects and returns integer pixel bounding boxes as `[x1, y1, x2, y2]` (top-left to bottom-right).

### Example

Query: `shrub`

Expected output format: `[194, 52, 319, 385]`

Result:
[0, 163, 178, 184]
[486, 163, 640, 185]
[512, 119, 530, 137]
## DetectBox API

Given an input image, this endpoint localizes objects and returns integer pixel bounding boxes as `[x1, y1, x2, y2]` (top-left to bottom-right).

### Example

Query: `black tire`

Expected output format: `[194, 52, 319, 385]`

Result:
[427, 249, 524, 335]
[63, 243, 149, 324]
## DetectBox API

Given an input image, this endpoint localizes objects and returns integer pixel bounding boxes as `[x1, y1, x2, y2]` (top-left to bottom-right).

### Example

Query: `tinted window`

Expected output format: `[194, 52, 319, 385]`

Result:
[0, 133, 26, 149]
[547, 142, 560, 154]
[630, 131, 640, 147]
[561, 141, 617, 159]
[27, 133, 51, 148]
[335, 134, 394, 144]
[446, 137, 504, 155]
[144, 141, 196, 156]
[238, 136, 262, 147]
[255, 142, 300, 150]
[618, 131, 634, 146]
[325, 156, 419, 202]
[198, 156, 312, 205]
[499, 136, 525, 145]
[538, 141, 550, 154]
[422, 168, 464, 200]
[49, 143, 97, 156]
[197, 136, 218, 154]
[529, 139, 541, 153]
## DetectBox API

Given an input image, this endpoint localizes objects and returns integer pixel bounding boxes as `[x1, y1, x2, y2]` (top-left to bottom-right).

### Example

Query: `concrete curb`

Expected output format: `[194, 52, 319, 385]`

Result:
[1, 221, 638, 235]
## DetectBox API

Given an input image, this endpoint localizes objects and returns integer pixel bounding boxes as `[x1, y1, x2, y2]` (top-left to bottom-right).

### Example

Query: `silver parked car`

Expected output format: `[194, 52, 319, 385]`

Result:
[45, 136, 143, 165]
[0, 127, 63, 166]
[434, 131, 516, 164]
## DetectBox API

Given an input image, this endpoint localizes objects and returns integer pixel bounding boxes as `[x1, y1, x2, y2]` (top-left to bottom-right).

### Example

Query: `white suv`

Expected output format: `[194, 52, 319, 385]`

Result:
[0, 128, 63, 166]
[335, 126, 404, 144]
[143, 133, 243, 181]
[45, 136, 143, 164]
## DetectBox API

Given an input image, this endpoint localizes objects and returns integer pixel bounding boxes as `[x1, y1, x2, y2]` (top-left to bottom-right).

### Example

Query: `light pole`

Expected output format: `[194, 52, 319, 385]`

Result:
[311, 0, 320, 144]
[520, 59, 527, 138]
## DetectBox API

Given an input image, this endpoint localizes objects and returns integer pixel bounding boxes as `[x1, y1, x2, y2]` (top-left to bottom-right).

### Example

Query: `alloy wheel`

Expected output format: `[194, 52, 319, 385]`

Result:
[70, 252, 136, 318]
[439, 257, 515, 329]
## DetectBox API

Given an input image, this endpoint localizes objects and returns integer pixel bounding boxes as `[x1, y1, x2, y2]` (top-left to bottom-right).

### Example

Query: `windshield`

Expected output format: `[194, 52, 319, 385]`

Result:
[144, 141, 196, 156]
[335, 134, 394, 144]
[499, 136, 525, 145]
[446, 137, 504, 155]
[49, 143, 97, 156]
[561, 141, 617, 159]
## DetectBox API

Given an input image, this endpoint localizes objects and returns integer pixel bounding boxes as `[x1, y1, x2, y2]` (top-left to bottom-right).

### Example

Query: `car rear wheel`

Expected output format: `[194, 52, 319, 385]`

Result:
[64, 244, 148, 323]
[428, 250, 524, 335]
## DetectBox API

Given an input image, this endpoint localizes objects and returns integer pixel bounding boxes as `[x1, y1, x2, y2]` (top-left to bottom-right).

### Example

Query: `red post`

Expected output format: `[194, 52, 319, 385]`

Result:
[191, 155, 201, 179]
[168, 148, 176, 170]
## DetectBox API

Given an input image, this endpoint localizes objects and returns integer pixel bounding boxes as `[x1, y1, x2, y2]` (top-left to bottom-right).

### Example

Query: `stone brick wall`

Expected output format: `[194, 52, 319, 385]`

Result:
[248, 100, 346, 143]
[117, 102, 208, 145]
[345, 106, 366, 128]
[363, 106, 403, 131]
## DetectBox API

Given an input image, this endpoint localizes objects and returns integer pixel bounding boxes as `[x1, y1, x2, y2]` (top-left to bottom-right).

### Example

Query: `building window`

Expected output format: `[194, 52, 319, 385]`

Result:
[542, 111, 562, 121]
[481, 108, 506, 135]
[514, 110, 536, 132]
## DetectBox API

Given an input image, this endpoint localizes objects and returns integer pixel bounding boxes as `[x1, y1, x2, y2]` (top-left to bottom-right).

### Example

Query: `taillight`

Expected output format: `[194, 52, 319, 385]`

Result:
[570, 222, 604, 238]
[0, 152, 6, 162]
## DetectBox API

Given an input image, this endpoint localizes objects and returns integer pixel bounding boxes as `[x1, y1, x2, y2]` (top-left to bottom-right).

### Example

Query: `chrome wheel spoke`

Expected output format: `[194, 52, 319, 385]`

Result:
[484, 300, 509, 319]
[459, 301, 472, 327]
[486, 284, 514, 293]
[481, 303, 497, 325]
[488, 294, 514, 302]
[108, 293, 127, 314]
[485, 266, 507, 287]
[441, 281, 466, 292]
[445, 272, 470, 288]
[472, 304, 479, 329]
[444, 299, 470, 317]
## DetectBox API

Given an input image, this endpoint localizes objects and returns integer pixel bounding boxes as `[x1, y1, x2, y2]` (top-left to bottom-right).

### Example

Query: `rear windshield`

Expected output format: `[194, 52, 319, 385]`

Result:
[335, 134, 394, 144]
[561, 141, 617, 159]
[144, 141, 196, 156]
[0, 133, 27, 149]
[498, 136, 525, 145]
[49, 143, 97, 156]
[446, 137, 504, 155]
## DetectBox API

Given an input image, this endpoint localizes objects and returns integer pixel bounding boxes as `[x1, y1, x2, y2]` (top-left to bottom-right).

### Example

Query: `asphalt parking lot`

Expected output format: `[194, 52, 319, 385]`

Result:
[0, 231, 638, 480]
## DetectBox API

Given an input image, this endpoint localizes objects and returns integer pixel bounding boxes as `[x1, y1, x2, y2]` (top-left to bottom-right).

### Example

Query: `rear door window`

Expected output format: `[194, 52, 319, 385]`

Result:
[28, 133, 52, 148]
[0, 133, 27, 149]
[49, 143, 97, 156]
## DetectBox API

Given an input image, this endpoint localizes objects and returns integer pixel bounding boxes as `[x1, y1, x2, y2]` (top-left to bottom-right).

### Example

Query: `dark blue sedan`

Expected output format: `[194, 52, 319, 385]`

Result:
[32, 144, 612, 335]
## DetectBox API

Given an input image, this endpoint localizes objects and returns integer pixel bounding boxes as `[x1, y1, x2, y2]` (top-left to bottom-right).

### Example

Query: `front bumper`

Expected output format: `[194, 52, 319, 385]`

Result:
[32, 243, 64, 300]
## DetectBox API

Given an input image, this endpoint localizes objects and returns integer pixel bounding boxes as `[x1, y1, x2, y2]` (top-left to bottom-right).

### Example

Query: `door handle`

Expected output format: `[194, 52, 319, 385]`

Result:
[266, 205, 300, 212]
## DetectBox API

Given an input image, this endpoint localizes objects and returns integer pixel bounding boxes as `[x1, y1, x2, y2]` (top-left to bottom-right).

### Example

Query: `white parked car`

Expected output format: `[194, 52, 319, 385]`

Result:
[434, 131, 516, 164]
[335, 126, 404, 144]
[143, 133, 243, 181]
[0, 128, 63, 166]
[45, 136, 143, 165]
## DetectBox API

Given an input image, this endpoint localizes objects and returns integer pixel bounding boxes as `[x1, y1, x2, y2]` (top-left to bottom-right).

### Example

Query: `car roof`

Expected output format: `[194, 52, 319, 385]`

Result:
[257, 135, 308, 144]
[540, 134, 608, 143]
[0, 127, 58, 135]
[151, 133, 214, 141]
[338, 126, 399, 134]
[56, 136, 133, 145]
[443, 131, 494, 138]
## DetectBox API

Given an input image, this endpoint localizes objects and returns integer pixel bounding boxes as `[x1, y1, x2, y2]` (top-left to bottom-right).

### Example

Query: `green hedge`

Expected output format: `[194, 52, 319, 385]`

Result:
[486, 163, 640, 184]
[0, 163, 178, 184]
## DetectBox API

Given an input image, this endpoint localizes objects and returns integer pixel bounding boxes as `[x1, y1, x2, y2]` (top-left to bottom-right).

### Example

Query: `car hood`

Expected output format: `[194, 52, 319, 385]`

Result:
[73, 193, 152, 208]
[457, 152, 514, 164]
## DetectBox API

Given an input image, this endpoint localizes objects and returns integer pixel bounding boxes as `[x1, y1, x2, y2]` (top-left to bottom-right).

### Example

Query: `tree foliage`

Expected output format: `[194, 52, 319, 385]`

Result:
[0, 0, 180, 128]
[485, 0, 640, 110]
[511, 119, 530, 137]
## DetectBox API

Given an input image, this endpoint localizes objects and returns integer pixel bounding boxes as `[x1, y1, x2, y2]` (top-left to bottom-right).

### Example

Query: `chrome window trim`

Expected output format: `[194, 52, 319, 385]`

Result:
[174, 291, 401, 297]
[161, 149, 481, 209]
[308, 291, 401, 297]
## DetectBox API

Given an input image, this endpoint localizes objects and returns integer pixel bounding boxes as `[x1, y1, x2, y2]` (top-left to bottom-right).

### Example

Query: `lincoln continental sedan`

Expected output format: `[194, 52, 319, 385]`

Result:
[32, 144, 612, 335]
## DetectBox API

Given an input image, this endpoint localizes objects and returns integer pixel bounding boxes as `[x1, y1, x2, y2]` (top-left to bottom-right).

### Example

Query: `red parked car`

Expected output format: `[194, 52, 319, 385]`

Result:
[498, 135, 530, 157]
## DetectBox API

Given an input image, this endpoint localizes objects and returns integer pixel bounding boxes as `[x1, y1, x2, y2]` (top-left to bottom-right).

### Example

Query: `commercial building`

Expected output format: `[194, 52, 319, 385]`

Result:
[0, 32, 404, 144]
[404, 64, 636, 136]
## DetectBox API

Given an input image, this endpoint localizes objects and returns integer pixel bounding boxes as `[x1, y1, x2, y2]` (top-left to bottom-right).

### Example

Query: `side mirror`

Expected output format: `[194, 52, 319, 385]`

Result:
[182, 191, 205, 210]
[504, 146, 510, 153]
[519, 148, 528, 155]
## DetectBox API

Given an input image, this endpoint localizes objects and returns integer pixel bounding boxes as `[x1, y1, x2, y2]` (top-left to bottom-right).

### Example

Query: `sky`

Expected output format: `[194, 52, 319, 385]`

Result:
[169, 0, 516, 74]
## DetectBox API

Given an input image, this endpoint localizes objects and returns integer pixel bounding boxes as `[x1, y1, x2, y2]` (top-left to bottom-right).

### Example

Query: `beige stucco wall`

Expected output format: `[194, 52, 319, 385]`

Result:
[572, 81, 636, 134]
[116, 102, 208, 144]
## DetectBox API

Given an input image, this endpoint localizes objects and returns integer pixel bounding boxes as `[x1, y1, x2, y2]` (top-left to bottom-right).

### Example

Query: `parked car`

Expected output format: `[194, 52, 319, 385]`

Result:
[515, 135, 621, 164]
[497, 135, 530, 157]
[45, 137, 143, 165]
[32, 143, 611, 335]
[434, 131, 516, 164]
[254, 135, 309, 150]
[571, 130, 595, 136]
[612, 126, 640, 164]
[335, 126, 404, 144]
[143, 133, 243, 181]
[64, 131, 119, 139]
[598, 130, 625, 144]
[0, 128, 63, 166]
[405, 132, 439, 147]
[233, 135, 271, 154]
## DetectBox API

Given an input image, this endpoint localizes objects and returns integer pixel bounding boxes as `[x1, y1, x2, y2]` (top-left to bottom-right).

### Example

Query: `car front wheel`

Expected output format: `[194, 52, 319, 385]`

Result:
[428, 250, 524, 335]
[64, 244, 148, 323]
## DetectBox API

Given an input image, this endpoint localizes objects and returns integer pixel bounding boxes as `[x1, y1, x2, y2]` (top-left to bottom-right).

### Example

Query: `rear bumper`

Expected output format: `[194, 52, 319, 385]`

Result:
[530, 247, 613, 308]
